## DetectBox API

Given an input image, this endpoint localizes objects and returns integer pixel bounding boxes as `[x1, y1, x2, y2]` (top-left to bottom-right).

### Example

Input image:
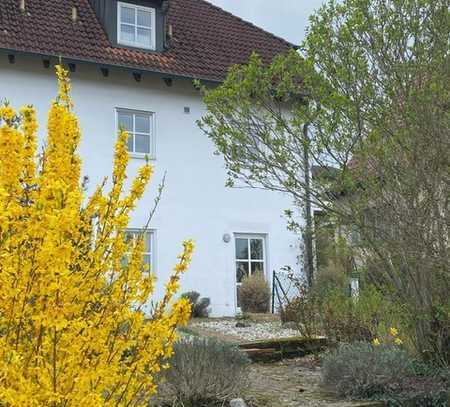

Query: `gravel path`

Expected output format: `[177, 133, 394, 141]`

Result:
[246, 357, 383, 407]
[187, 320, 383, 407]
[191, 320, 299, 342]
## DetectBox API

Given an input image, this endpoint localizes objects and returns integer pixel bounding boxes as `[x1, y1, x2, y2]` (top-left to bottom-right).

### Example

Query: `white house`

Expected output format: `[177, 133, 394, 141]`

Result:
[0, 0, 300, 316]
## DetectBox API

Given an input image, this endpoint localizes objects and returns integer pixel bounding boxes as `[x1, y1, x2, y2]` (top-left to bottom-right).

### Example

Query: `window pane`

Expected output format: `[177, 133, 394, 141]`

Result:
[236, 262, 249, 283]
[236, 285, 242, 308]
[251, 262, 264, 276]
[143, 254, 151, 266]
[135, 114, 150, 133]
[124, 232, 134, 244]
[250, 239, 264, 260]
[235, 238, 248, 260]
[144, 232, 151, 252]
[120, 6, 135, 24]
[135, 133, 150, 154]
[130, 231, 147, 247]
[137, 9, 151, 27]
[120, 24, 135, 42]
[125, 133, 133, 152]
[118, 111, 133, 131]
[136, 27, 151, 45]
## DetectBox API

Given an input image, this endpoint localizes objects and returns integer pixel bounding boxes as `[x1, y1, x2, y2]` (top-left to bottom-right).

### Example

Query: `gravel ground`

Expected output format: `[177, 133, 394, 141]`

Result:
[191, 319, 299, 342]
[246, 357, 383, 407]
[175, 320, 383, 407]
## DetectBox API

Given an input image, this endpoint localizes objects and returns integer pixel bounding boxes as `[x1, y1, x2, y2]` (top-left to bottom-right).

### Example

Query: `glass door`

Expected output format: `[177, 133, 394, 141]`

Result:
[234, 235, 266, 309]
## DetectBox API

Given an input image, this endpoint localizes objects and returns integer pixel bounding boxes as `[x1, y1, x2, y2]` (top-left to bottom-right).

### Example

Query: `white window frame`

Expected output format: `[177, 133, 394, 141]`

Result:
[117, 2, 156, 50]
[116, 108, 156, 159]
[234, 233, 267, 309]
[125, 229, 157, 274]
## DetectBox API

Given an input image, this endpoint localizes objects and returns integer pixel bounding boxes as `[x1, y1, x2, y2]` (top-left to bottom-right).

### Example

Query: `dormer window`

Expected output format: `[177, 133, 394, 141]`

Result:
[117, 2, 156, 50]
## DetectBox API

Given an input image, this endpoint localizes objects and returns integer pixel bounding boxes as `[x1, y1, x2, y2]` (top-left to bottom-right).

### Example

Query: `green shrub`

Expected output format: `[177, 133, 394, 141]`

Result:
[318, 288, 375, 342]
[162, 337, 250, 406]
[313, 264, 347, 298]
[281, 283, 395, 341]
[280, 296, 302, 323]
[181, 291, 210, 318]
[380, 375, 449, 407]
[239, 274, 270, 313]
[322, 342, 449, 406]
[279, 283, 321, 338]
[322, 342, 414, 398]
[318, 285, 407, 343]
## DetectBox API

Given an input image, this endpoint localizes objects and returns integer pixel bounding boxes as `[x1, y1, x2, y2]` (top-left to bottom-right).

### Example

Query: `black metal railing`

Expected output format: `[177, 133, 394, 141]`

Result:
[271, 270, 290, 314]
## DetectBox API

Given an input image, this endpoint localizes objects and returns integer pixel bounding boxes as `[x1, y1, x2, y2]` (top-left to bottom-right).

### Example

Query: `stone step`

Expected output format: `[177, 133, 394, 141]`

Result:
[239, 336, 327, 350]
[242, 347, 283, 362]
[239, 336, 327, 362]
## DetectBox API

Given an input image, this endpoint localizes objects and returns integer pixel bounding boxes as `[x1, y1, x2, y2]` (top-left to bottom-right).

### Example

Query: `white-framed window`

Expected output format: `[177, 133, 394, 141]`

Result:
[117, 2, 156, 50]
[116, 108, 155, 157]
[124, 229, 156, 273]
[234, 234, 266, 308]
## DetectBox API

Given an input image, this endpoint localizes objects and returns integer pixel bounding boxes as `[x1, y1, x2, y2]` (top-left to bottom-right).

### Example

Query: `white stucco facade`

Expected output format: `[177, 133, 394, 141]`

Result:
[0, 55, 301, 316]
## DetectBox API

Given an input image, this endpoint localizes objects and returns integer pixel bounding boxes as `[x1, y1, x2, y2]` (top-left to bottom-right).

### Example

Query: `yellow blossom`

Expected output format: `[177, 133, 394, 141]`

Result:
[394, 337, 403, 345]
[0, 65, 193, 406]
[390, 327, 398, 337]
[372, 338, 381, 346]
[0, 104, 16, 121]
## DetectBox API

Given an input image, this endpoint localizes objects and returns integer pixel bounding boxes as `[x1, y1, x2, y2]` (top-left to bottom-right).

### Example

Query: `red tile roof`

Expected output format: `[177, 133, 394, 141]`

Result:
[0, 0, 293, 82]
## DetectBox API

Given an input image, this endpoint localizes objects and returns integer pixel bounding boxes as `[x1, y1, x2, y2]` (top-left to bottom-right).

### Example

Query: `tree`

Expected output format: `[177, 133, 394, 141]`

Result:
[199, 0, 449, 364]
[0, 66, 194, 405]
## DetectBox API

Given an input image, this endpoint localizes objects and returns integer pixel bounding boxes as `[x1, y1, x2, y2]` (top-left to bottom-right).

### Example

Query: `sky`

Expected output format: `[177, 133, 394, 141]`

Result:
[207, 0, 327, 45]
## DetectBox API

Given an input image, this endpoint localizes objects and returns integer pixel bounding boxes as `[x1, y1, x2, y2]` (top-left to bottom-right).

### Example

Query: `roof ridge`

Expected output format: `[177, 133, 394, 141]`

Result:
[196, 0, 297, 49]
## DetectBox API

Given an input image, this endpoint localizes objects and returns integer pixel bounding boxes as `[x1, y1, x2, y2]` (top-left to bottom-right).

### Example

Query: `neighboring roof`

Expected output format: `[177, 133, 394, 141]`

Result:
[0, 0, 293, 82]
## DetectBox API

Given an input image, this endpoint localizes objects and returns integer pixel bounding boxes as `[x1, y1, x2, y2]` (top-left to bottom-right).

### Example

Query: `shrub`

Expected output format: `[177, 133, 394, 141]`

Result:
[381, 375, 449, 407]
[162, 337, 250, 406]
[239, 274, 271, 313]
[279, 283, 321, 338]
[322, 342, 414, 398]
[322, 342, 449, 405]
[181, 291, 210, 318]
[319, 288, 375, 342]
[235, 312, 251, 321]
[318, 285, 404, 343]
[313, 264, 347, 298]
[280, 296, 302, 323]
[280, 283, 384, 341]
[0, 66, 194, 405]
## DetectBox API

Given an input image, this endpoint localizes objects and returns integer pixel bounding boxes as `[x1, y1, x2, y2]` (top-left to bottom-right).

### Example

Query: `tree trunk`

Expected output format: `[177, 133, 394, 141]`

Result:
[302, 123, 314, 288]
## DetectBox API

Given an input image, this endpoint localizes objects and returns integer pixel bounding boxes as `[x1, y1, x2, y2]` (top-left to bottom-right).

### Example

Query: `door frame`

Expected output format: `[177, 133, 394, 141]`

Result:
[233, 233, 268, 313]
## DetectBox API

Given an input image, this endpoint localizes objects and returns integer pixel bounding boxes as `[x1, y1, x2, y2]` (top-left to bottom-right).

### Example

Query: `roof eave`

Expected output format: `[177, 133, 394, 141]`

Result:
[0, 47, 224, 84]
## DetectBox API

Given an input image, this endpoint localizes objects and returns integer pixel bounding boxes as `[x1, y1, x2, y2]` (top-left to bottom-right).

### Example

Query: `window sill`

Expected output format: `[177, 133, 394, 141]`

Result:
[117, 40, 155, 52]
[129, 153, 156, 161]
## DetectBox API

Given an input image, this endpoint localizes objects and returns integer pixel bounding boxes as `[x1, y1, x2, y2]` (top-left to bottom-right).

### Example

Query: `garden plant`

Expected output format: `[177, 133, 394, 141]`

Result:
[160, 337, 250, 407]
[181, 291, 211, 318]
[0, 66, 194, 405]
[239, 273, 271, 313]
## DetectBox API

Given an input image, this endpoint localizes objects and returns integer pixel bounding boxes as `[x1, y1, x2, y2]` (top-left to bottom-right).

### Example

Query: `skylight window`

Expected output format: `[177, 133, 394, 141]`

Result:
[118, 2, 156, 50]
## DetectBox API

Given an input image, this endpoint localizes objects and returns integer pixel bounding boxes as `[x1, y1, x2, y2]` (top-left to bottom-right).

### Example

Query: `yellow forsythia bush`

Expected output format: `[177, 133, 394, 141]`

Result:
[0, 66, 193, 406]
